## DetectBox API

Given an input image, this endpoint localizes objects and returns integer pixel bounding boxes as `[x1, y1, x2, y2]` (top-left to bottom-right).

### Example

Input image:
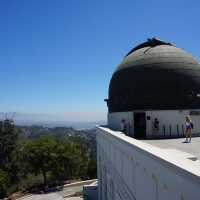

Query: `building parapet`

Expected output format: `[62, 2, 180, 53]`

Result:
[97, 126, 200, 200]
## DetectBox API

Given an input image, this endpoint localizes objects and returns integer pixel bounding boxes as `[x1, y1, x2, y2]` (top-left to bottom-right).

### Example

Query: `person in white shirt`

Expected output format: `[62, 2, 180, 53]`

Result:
[185, 116, 192, 142]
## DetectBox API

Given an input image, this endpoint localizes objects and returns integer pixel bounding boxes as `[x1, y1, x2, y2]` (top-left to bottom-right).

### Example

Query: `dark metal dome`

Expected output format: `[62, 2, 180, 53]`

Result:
[106, 38, 200, 113]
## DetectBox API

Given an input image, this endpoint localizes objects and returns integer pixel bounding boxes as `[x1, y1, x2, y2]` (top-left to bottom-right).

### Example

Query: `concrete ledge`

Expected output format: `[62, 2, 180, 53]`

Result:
[63, 179, 97, 188]
[97, 126, 200, 200]
[98, 126, 200, 179]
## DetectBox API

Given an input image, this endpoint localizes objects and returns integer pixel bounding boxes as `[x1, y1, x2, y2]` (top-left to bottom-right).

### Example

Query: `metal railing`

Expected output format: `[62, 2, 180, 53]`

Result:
[160, 124, 185, 138]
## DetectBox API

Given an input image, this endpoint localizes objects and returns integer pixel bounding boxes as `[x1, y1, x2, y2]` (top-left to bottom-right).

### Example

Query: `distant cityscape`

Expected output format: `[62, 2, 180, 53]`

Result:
[15, 119, 106, 130]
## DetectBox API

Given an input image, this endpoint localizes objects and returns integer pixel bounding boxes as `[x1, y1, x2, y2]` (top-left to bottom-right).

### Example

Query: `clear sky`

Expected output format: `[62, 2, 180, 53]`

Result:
[1, 0, 200, 121]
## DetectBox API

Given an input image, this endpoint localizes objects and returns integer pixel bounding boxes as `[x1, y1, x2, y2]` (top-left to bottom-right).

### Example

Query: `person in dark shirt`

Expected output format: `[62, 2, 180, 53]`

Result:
[121, 119, 128, 135]
[154, 118, 159, 132]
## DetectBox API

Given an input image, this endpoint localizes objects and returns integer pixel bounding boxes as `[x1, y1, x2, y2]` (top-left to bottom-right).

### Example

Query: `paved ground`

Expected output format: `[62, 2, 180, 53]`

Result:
[18, 193, 64, 200]
[18, 180, 97, 200]
[18, 185, 84, 200]
[142, 137, 200, 160]
[57, 185, 83, 197]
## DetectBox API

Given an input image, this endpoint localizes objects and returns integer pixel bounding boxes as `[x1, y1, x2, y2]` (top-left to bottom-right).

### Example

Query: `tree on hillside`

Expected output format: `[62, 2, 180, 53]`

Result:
[0, 120, 18, 198]
[22, 136, 91, 187]
[55, 141, 89, 180]
[0, 169, 9, 198]
[0, 124, 96, 198]
[22, 137, 58, 187]
[0, 120, 18, 169]
[69, 136, 94, 178]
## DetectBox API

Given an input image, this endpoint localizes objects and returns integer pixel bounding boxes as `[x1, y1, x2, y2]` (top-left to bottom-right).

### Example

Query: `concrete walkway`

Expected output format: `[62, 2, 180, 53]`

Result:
[18, 193, 83, 200]
[142, 137, 200, 160]
[17, 180, 97, 200]
[18, 193, 64, 200]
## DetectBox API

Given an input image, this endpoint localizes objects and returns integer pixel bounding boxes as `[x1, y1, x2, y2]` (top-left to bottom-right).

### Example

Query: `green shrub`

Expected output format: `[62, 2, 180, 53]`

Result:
[0, 169, 9, 198]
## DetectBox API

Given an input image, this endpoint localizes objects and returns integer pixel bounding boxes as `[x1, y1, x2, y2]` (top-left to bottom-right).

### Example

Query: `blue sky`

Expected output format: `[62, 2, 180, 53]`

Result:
[1, 0, 200, 121]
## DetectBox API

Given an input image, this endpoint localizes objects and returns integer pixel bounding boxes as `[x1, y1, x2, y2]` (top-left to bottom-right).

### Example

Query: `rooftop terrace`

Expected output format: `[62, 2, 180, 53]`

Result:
[142, 137, 200, 161]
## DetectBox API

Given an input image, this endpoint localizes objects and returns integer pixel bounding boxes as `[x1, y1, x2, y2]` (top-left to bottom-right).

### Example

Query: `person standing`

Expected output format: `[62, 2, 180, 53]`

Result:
[153, 118, 159, 135]
[185, 116, 193, 142]
[121, 119, 127, 135]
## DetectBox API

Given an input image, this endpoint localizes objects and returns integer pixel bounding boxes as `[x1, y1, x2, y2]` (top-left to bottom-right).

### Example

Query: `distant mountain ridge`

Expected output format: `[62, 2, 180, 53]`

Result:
[18, 125, 97, 139]
[15, 120, 106, 130]
[17, 125, 97, 159]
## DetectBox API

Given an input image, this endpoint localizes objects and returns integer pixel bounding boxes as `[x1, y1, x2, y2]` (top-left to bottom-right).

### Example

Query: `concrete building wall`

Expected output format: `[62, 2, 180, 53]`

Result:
[146, 110, 189, 137]
[108, 110, 200, 137]
[107, 112, 133, 136]
[97, 126, 200, 200]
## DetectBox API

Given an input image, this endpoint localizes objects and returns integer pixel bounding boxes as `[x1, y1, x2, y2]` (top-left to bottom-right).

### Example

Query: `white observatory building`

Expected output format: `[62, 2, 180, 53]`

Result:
[97, 38, 200, 200]
[105, 38, 200, 138]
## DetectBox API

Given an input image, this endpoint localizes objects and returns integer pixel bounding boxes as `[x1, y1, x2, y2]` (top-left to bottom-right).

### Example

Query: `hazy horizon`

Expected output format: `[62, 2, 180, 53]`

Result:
[1, 111, 106, 123]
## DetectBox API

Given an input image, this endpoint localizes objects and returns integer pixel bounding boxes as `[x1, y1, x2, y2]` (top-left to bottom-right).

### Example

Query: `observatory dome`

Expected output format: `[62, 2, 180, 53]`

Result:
[107, 38, 200, 113]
